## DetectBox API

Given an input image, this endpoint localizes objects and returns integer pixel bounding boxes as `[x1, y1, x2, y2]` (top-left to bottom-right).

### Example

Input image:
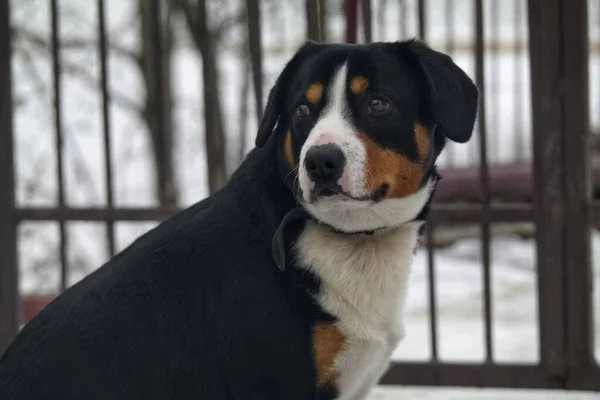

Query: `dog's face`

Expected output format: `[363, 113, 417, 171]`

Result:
[257, 40, 478, 233]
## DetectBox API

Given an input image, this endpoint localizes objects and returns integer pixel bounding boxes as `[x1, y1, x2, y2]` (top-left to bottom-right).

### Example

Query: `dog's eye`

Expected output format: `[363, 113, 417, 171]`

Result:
[368, 98, 390, 114]
[295, 104, 311, 119]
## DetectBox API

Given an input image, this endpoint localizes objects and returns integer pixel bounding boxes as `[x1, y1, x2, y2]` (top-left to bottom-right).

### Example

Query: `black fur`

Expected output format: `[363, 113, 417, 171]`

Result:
[0, 146, 333, 399]
[0, 39, 477, 399]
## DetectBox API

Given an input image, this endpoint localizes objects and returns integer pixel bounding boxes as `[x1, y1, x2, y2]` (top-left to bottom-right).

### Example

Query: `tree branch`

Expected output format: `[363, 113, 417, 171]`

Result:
[12, 29, 141, 114]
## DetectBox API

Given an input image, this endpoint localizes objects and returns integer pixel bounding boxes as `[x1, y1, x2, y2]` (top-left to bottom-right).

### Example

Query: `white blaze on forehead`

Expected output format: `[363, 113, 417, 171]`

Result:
[324, 62, 350, 119]
[298, 61, 367, 201]
[304, 63, 350, 146]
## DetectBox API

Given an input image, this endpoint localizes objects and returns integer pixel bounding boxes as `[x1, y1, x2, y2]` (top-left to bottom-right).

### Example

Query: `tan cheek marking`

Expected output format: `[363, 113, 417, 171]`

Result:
[284, 131, 295, 168]
[414, 123, 431, 160]
[358, 130, 427, 199]
[313, 323, 345, 389]
[305, 83, 324, 104]
[350, 76, 369, 95]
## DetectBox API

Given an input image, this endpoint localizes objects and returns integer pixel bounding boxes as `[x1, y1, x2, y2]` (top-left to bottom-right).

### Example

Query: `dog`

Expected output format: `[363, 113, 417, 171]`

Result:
[0, 39, 477, 399]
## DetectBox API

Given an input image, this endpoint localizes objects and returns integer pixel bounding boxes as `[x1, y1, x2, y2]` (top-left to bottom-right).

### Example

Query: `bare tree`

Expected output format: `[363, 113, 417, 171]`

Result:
[14, 0, 252, 200]
[12, 6, 180, 207]
[170, 0, 229, 194]
[138, 1, 178, 206]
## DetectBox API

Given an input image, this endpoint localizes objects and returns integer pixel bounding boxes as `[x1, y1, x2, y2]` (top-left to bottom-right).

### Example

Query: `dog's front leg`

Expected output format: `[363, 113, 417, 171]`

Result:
[347, 364, 388, 400]
[348, 339, 399, 400]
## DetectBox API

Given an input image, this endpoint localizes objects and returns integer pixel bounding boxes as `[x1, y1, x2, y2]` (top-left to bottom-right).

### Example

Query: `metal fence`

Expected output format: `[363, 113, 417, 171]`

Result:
[1, 0, 599, 391]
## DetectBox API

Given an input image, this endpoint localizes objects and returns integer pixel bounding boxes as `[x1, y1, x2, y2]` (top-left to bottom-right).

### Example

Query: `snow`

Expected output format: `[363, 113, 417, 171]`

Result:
[393, 233, 542, 364]
[370, 386, 600, 399]
[8, 0, 600, 397]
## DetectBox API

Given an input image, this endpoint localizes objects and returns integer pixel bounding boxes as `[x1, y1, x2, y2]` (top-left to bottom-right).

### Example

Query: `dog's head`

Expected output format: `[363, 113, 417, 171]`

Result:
[258, 39, 478, 233]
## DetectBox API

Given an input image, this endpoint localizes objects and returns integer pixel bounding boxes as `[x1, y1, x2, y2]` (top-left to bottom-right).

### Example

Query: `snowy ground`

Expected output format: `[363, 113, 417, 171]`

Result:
[399, 231, 600, 365]
[8, 0, 600, 398]
[370, 386, 600, 399]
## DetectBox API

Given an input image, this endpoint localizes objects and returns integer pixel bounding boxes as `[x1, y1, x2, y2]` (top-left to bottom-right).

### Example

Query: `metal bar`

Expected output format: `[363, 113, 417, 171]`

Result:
[148, 0, 169, 206]
[565, 368, 600, 391]
[16, 208, 180, 222]
[97, 0, 116, 258]
[361, 0, 372, 43]
[0, 0, 19, 355]
[305, 0, 320, 42]
[514, 0, 525, 161]
[418, 0, 426, 40]
[317, 0, 326, 43]
[246, 0, 263, 121]
[444, 0, 455, 166]
[419, 0, 438, 358]
[559, 0, 596, 388]
[380, 362, 565, 389]
[474, 0, 493, 363]
[417, 0, 439, 364]
[489, 0, 500, 163]
[431, 203, 533, 223]
[527, 0, 568, 379]
[13, 203, 533, 224]
[50, 0, 68, 293]
[425, 223, 438, 361]
[344, 0, 358, 43]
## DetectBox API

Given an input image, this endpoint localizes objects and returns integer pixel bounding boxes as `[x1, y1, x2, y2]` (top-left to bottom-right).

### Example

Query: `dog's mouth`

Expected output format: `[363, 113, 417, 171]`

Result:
[309, 184, 366, 203]
[308, 183, 389, 204]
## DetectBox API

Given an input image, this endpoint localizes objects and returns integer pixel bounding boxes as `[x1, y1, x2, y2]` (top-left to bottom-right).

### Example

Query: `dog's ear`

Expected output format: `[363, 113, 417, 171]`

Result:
[256, 41, 320, 147]
[402, 39, 478, 144]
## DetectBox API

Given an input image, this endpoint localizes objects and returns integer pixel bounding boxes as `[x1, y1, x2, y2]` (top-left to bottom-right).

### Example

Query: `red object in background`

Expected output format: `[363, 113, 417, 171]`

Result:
[21, 295, 55, 325]
[345, 0, 358, 43]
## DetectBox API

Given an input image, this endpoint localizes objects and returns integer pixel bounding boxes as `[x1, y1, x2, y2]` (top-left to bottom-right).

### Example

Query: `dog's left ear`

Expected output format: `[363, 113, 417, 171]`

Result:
[256, 41, 320, 147]
[402, 39, 479, 144]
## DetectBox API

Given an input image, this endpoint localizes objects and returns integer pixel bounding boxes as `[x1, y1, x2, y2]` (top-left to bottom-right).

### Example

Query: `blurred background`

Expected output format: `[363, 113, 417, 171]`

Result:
[1, 0, 600, 397]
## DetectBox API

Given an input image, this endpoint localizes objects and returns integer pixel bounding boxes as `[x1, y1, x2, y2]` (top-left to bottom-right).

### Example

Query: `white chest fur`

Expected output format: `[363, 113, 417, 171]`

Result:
[295, 221, 421, 399]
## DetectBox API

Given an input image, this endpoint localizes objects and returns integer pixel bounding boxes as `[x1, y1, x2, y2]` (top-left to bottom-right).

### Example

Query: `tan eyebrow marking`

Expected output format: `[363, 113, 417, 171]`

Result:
[350, 76, 369, 95]
[305, 83, 324, 104]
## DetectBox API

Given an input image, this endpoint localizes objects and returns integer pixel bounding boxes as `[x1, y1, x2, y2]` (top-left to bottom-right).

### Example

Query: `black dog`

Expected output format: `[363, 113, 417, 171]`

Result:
[0, 39, 477, 399]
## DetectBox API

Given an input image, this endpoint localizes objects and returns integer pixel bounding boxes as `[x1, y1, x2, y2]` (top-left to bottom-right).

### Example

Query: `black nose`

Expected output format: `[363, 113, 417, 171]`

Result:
[304, 144, 346, 185]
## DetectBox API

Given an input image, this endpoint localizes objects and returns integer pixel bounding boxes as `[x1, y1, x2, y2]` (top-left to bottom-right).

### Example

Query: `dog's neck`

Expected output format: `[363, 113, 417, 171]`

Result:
[271, 205, 416, 271]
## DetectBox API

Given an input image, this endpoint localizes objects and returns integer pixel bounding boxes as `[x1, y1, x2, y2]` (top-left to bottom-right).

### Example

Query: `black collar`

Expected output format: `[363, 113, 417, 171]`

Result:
[272, 207, 309, 271]
[330, 226, 384, 236]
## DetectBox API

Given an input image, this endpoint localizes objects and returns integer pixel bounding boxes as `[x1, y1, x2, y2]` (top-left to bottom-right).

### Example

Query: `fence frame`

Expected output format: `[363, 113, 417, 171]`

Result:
[381, 0, 599, 390]
[0, 0, 19, 356]
[1, 0, 599, 391]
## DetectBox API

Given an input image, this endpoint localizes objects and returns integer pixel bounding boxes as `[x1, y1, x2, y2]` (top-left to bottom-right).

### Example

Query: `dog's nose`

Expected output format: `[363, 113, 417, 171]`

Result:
[304, 144, 346, 185]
